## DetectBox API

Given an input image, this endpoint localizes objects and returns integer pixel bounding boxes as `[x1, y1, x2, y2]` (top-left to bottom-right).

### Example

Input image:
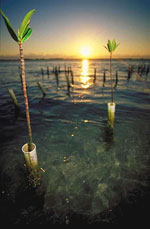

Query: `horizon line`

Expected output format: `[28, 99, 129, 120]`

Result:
[0, 57, 150, 61]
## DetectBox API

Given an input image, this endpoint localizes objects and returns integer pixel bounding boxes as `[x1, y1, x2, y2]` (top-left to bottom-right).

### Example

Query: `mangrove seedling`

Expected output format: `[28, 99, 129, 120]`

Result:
[0, 9, 35, 151]
[104, 39, 119, 102]
[104, 39, 119, 129]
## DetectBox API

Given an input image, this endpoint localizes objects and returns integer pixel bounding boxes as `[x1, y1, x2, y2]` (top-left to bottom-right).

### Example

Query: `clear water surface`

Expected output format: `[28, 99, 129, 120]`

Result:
[0, 59, 150, 225]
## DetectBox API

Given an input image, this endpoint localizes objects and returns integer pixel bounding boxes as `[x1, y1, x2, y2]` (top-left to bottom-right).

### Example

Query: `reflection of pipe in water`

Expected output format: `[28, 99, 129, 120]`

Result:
[103, 125, 114, 148]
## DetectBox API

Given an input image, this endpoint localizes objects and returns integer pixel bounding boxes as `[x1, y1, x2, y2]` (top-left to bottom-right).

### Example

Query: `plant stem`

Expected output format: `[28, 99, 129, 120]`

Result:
[110, 52, 113, 103]
[19, 41, 33, 151]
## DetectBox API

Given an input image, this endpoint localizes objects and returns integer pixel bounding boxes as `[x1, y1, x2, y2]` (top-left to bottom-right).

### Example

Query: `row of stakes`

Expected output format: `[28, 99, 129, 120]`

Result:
[10, 65, 95, 108]
[5, 62, 150, 185]
[8, 63, 150, 110]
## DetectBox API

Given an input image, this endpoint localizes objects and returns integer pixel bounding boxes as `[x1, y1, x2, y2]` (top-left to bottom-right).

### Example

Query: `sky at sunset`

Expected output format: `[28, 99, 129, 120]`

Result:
[0, 0, 150, 59]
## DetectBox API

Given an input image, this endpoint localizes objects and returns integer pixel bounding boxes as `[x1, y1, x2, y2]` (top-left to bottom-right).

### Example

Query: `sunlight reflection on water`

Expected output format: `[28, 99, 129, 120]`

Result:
[80, 59, 92, 89]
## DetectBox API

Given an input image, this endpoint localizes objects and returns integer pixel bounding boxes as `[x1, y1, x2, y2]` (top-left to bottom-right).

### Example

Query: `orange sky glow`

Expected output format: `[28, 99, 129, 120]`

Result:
[0, 0, 150, 59]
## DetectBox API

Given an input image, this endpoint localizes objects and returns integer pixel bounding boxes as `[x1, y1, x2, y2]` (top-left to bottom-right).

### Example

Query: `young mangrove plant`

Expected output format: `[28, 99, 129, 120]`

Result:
[0, 9, 40, 179]
[104, 39, 119, 129]
[104, 39, 119, 102]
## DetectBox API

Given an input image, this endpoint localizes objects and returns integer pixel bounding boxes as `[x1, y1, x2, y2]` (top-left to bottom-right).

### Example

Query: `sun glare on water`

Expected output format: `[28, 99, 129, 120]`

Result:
[80, 59, 91, 89]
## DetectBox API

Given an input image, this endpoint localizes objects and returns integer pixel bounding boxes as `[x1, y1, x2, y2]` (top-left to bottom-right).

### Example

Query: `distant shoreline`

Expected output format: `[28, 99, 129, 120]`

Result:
[0, 58, 150, 61]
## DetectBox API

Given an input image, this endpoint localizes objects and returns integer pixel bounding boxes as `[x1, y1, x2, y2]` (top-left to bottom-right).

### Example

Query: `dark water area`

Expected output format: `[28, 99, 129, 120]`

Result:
[0, 59, 150, 225]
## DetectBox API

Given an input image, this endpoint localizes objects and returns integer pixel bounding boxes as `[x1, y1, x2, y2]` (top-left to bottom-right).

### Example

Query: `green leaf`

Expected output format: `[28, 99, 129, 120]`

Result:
[112, 40, 116, 51]
[107, 43, 110, 52]
[108, 40, 112, 52]
[21, 28, 32, 42]
[0, 9, 18, 42]
[18, 9, 35, 40]
[22, 23, 30, 38]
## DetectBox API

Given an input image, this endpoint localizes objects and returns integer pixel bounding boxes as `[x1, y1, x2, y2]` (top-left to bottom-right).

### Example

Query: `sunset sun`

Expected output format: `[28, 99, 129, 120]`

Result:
[80, 46, 92, 58]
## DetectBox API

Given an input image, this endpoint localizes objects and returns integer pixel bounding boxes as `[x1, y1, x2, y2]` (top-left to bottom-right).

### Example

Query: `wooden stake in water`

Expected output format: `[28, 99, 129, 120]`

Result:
[66, 73, 71, 94]
[8, 88, 19, 108]
[93, 68, 96, 83]
[55, 67, 59, 86]
[70, 70, 74, 85]
[47, 66, 50, 78]
[37, 81, 46, 97]
[41, 68, 44, 78]
[103, 70, 106, 86]
[127, 68, 131, 81]
[145, 66, 149, 82]
[68, 67, 70, 75]
[114, 71, 118, 88]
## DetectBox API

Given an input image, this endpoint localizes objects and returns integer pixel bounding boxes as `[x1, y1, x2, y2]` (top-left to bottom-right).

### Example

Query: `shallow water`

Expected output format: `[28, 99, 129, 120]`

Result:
[0, 59, 150, 225]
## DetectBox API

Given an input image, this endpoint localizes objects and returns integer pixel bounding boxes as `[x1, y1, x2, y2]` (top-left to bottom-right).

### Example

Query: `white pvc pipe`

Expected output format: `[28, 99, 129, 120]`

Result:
[22, 143, 39, 174]
[107, 102, 116, 129]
